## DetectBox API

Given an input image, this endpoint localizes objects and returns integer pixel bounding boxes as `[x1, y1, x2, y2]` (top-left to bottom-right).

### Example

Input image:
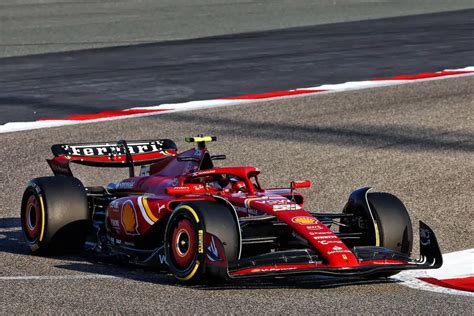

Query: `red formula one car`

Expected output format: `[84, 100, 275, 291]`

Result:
[21, 136, 442, 283]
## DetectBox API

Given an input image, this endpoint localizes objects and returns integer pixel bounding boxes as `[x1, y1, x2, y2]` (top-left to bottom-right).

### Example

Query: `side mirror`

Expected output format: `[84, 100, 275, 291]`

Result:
[290, 180, 311, 190]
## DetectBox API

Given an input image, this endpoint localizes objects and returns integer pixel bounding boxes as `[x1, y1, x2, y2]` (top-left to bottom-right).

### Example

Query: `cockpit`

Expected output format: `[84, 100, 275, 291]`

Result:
[183, 168, 262, 195]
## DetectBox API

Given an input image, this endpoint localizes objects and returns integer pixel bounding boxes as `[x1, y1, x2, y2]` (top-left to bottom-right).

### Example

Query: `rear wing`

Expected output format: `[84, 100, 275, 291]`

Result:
[47, 139, 177, 177]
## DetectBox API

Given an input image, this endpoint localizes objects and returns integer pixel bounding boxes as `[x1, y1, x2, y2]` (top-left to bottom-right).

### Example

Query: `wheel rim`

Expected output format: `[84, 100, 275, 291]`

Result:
[24, 195, 40, 240]
[171, 218, 196, 269]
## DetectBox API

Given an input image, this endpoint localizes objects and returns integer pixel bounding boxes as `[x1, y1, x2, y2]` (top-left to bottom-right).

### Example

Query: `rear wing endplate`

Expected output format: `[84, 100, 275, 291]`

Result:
[47, 139, 177, 177]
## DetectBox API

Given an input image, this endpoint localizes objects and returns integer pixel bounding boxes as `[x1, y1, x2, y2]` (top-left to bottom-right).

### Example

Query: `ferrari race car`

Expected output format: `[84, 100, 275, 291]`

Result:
[21, 136, 442, 283]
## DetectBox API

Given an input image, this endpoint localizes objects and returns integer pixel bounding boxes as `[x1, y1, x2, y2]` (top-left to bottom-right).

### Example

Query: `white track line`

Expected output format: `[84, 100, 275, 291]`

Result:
[0, 274, 117, 281]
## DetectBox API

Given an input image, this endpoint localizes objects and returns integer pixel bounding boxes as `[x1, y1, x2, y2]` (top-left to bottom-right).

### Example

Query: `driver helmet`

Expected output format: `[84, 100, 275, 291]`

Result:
[231, 180, 246, 192]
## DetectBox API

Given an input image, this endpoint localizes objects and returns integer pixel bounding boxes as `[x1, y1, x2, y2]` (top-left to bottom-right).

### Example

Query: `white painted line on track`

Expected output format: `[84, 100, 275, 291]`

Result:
[0, 274, 117, 281]
[0, 227, 21, 232]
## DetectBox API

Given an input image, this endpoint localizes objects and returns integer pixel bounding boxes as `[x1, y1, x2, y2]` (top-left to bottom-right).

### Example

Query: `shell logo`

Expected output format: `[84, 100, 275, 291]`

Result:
[122, 201, 139, 235]
[291, 216, 317, 225]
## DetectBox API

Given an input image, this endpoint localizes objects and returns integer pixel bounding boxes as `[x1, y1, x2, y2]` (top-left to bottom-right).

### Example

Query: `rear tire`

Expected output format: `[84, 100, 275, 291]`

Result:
[20, 176, 90, 254]
[165, 201, 239, 283]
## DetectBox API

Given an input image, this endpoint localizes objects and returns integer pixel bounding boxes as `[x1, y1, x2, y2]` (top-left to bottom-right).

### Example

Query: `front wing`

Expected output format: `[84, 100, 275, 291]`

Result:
[219, 221, 442, 279]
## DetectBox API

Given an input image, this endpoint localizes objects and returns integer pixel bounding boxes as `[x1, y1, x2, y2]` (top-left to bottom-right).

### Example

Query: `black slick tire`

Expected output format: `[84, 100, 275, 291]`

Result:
[342, 189, 413, 278]
[164, 200, 239, 283]
[20, 176, 90, 254]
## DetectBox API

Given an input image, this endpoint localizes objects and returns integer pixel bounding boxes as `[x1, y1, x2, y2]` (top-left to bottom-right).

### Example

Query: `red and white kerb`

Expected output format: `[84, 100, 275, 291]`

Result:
[0, 67, 472, 133]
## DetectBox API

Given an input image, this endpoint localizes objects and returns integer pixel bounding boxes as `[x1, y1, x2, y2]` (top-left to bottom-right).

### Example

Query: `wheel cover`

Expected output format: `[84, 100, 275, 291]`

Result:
[24, 195, 40, 240]
[171, 218, 196, 269]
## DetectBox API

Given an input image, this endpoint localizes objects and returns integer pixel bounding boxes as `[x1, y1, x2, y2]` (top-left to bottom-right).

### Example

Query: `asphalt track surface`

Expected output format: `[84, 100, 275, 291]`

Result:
[0, 75, 473, 313]
[1, 9, 474, 124]
[1, 1, 474, 314]
[1, 0, 474, 57]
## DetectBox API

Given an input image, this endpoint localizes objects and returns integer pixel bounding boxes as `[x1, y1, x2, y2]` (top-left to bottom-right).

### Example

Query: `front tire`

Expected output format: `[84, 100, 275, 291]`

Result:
[341, 188, 413, 278]
[164, 201, 239, 283]
[367, 192, 413, 255]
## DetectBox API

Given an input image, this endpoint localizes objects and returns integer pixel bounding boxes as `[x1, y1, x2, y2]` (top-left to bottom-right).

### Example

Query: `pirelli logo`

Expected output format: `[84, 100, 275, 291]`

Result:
[198, 230, 204, 253]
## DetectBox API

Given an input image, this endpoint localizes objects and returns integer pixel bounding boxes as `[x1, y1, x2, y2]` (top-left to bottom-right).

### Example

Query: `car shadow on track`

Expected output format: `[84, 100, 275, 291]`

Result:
[55, 261, 175, 284]
[1, 217, 397, 289]
[0, 217, 173, 283]
[0, 217, 30, 255]
[195, 277, 395, 290]
[55, 261, 395, 290]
